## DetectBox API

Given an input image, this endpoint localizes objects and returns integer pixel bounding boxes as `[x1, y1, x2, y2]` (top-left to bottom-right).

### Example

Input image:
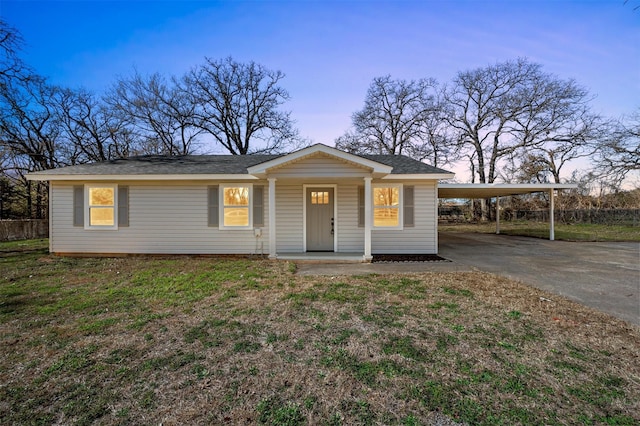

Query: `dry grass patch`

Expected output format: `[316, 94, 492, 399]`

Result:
[1, 240, 639, 425]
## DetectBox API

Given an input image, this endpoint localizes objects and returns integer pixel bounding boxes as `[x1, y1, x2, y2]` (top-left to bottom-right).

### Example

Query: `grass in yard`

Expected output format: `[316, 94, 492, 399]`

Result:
[1, 239, 639, 425]
[439, 221, 640, 241]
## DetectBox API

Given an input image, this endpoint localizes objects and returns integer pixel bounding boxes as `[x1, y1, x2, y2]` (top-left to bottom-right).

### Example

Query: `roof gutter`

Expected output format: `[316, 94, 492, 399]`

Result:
[26, 174, 261, 182]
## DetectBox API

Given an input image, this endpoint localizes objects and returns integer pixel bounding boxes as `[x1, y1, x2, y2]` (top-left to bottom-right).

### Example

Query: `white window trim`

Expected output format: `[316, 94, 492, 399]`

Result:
[219, 183, 253, 230]
[84, 184, 118, 230]
[372, 183, 403, 230]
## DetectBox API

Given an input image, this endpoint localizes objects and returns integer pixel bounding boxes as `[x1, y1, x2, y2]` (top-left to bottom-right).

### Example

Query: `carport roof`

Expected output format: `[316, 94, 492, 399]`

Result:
[438, 183, 577, 199]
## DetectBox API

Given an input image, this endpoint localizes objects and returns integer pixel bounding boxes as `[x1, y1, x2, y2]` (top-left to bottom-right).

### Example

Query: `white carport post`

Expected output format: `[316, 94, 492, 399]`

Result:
[549, 189, 555, 241]
[495, 196, 500, 235]
[268, 178, 277, 258]
[363, 177, 372, 262]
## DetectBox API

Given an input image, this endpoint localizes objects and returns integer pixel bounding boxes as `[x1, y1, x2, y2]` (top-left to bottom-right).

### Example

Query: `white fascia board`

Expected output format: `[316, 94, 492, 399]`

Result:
[26, 173, 259, 182]
[381, 173, 456, 180]
[247, 143, 393, 176]
[438, 183, 578, 199]
[439, 183, 578, 190]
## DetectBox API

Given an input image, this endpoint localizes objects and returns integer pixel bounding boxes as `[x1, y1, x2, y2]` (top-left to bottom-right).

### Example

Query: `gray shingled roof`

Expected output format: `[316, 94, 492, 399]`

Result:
[360, 155, 450, 174]
[29, 153, 451, 176]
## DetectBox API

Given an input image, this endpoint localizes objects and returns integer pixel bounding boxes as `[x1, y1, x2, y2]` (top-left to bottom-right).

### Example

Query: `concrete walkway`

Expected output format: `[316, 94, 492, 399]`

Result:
[296, 232, 640, 326]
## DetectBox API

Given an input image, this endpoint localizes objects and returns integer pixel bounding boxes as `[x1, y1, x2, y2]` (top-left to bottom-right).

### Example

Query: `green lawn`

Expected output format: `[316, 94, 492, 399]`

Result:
[439, 221, 640, 241]
[1, 240, 639, 425]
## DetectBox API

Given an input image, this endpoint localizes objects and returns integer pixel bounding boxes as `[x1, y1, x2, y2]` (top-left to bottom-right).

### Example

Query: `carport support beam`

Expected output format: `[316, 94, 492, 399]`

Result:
[495, 196, 500, 234]
[549, 189, 555, 241]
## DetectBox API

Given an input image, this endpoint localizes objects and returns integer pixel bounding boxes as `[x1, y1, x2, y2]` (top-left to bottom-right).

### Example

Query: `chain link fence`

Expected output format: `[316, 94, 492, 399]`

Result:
[439, 207, 640, 226]
[504, 209, 640, 226]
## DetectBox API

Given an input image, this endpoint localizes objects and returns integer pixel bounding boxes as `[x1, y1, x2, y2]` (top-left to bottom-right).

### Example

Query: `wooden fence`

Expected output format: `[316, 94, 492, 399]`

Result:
[0, 220, 49, 242]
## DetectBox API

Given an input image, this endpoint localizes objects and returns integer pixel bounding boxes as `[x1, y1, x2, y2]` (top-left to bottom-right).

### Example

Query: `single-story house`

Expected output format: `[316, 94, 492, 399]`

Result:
[27, 144, 455, 261]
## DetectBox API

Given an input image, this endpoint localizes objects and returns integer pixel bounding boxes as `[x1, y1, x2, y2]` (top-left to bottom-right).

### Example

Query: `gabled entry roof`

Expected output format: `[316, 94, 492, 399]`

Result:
[247, 144, 393, 178]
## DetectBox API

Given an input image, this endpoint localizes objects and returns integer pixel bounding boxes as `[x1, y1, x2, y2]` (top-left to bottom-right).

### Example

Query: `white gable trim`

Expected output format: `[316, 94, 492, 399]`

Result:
[247, 144, 393, 178]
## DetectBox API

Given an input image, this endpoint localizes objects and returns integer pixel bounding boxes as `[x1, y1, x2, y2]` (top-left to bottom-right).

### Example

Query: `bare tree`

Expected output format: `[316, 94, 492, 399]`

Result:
[336, 75, 451, 165]
[446, 58, 601, 184]
[0, 19, 31, 85]
[445, 59, 541, 184]
[594, 109, 640, 185]
[415, 92, 457, 167]
[511, 77, 603, 183]
[181, 57, 298, 155]
[105, 71, 200, 155]
[55, 87, 139, 163]
[501, 152, 549, 183]
[0, 75, 67, 218]
[0, 75, 64, 172]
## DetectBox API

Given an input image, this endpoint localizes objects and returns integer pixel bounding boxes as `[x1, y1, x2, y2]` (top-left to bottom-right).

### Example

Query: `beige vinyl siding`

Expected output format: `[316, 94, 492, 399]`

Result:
[50, 181, 270, 254]
[270, 155, 368, 178]
[371, 181, 437, 254]
[337, 184, 363, 252]
[49, 178, 439, 256]
[274, 183, 304, 253]
[274, 183, 364, 253]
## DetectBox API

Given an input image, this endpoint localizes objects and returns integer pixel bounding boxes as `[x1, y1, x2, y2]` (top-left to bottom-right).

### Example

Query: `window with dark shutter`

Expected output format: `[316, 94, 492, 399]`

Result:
[253, 185, 264, 227]
[73, 186, 84, 227]
[207, 186, 219, 227]
[404, 185, 414, 227]
[118, 186, 129, 227]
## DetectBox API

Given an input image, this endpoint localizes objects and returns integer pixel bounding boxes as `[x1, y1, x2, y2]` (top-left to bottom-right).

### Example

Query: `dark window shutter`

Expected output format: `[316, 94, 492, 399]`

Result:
[253, 185, 264, 227]
[404, 186, 414, 227]
[118, 186, 129, 227]
[73, 186, 84, 227]
[208, 186, 219, 227]
[357, 186, 365, 227]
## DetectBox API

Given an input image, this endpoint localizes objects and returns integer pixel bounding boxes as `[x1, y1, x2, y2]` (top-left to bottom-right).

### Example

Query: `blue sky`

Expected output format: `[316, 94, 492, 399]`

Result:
[1, 0, 639, 157]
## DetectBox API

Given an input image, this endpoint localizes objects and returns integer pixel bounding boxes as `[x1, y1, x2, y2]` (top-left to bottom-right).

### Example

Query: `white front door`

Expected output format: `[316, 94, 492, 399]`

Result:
[306, 187, 334, 251]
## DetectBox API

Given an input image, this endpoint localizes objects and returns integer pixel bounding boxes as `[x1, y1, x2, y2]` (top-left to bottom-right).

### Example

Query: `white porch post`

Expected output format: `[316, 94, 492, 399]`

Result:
[495, 196, 500, 234]
[364, 177, 372, 262]
[549, 188, 555, 241]
[268, 178, 277, 258]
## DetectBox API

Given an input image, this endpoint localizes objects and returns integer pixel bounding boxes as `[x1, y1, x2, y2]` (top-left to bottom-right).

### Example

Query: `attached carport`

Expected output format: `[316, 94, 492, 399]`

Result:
[438, 183, 578, 240]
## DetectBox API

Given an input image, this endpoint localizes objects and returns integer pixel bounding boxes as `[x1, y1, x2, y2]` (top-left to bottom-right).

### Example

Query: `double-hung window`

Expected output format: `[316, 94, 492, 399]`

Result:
[221, 184, 252, 229]
[372, 184, 402, 229]
[75, 184, 128, 230]
[85, 184, 117, 229]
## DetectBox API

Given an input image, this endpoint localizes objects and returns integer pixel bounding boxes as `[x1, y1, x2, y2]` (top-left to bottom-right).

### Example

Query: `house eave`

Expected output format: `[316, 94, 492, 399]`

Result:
[26, 173, 260, 182]
[381, 173, 456, 180]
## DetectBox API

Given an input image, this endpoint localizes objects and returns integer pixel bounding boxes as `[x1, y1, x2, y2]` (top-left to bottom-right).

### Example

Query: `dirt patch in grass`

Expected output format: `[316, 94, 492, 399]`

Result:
[1, 240, 639, 425]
